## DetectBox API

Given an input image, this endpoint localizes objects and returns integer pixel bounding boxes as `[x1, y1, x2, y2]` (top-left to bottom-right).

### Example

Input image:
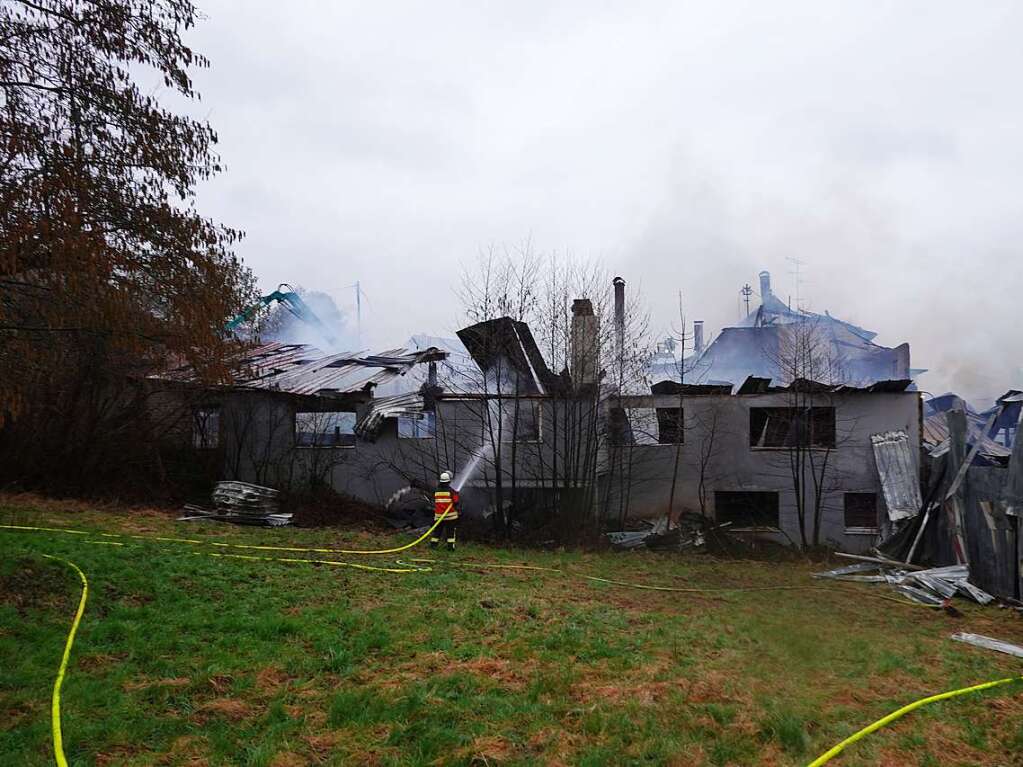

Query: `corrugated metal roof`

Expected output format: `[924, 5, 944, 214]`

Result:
[923, 412, 1012, 461]
[355, 392, 427, 438]
[871, 430, 923, 521]
[162, 341, 446, 397]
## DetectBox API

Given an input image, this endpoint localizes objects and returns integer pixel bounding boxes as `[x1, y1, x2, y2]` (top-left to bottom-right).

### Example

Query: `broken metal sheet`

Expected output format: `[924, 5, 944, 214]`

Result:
[894, 584, 945, 606]
[871, 431, 923, 521]
[906, 572, 958, 599]
[812, 562, 882, 580]
[160, 341, 447, 398]
[211, 481, 282, 521]
[1003, 406, 1023, 516]
[354, 392, 427, 439]
[955, 581, 995, 605]
[951, 633, 1023, 658]
[606, 531, 650, 549]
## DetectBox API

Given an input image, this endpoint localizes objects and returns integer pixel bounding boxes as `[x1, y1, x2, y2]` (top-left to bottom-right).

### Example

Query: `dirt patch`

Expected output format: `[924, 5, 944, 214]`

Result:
[77, 652, 127, 671]
[371, 652, 537, 693]
[0, 558, 74, 613]
[305, 732, 341, 760]
[206, 673, 233, 693]
[270, 752, 310, 767]
[96, 746, 145, 766]
[572, 669, 738, 708]
[461, 735, 516, 764]
[456, 657, 532, 690]
[256, 665, 294, 695]
[197, 697, 253, 721]
[123, 677, 190, 692]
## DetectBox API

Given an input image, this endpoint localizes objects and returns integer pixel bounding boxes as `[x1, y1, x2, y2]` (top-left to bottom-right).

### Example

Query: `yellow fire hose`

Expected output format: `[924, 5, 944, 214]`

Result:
[5, 520, 1018, 766]
[806, 676, 1023, 766]
[39, 555, 88, 767]
[0, 509, 450, 556]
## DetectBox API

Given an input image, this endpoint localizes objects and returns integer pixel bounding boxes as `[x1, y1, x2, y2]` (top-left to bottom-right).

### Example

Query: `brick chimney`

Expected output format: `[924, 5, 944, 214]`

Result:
[571, 298, 598, 388]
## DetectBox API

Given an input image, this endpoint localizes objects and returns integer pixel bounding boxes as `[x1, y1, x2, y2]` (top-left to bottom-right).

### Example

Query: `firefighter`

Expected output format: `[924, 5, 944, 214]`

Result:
[430, 471, 459, 551]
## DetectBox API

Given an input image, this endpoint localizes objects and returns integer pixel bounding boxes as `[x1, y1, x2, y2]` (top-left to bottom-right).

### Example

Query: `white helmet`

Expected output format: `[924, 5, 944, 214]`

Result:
[439, 471, 452, 483]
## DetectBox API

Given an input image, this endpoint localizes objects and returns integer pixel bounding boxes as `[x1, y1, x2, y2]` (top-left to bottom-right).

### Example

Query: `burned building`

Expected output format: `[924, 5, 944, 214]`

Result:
[158, 274, 936, 553]
[657, 270, 917, 390]
[601, 377, 921, 553]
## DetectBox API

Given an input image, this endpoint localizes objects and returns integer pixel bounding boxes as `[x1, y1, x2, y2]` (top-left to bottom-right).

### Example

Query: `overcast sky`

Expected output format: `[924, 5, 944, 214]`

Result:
[182, 1, 1023, 404]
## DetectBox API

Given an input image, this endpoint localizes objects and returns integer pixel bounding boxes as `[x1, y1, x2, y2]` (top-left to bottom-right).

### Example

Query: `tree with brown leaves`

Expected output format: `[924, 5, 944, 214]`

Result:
[0, 1, 255, 493]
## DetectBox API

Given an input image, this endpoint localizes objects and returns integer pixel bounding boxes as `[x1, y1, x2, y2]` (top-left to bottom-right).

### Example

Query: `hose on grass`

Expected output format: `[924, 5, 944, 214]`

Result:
[805, 676, 1023, 766]
[8, 530, 1011, 767]
[1, 512, 450, 556]
[40, 554, 88, 767]
[4, 524, 949, 610]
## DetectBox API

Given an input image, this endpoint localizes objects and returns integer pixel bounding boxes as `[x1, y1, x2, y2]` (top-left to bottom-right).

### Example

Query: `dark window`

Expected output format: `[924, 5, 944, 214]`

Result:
[749, 407, 835, 448]
[715, 491, 780, 528]
[844, 493, 878, 529]
[295, 411, 356, 447]
[508, 401, 542, 443]
[398, 412, 436, 439]
[656, 408, 683, 444]
[193, 407, 220, 449]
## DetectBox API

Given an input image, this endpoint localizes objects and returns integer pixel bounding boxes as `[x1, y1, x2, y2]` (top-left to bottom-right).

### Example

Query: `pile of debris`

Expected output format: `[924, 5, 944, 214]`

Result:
[180, 481, 291, 527]
[814, 555, 998, 608]
[607, 513, 730, 552]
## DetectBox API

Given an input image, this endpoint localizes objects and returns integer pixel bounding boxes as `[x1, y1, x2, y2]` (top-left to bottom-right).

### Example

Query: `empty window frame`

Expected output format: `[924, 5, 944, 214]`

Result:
[749, 407, 836, 448]
[295, 411, 356, 447]
[508, 401, 542, 443]
[714, 491, 780, 528]
[656, 408, 683, 444]
[193, 407, 220, 449]
[398, 412, 437, 439]
[844, 492, 878, 530]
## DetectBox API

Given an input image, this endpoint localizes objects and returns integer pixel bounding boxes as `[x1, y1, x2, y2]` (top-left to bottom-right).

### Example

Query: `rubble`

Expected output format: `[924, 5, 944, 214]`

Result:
[950, 632, 1023, 658]
[814, 561, 995, 606]
[606, 513, 730, 552]
[179, 481, 291, 527]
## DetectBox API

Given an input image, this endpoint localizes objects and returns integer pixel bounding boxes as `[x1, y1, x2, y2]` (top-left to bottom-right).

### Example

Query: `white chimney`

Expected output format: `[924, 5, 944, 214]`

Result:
[759, 270, 771, 298]
[693, 320, 705, 355]
[571, 298, 598, 387]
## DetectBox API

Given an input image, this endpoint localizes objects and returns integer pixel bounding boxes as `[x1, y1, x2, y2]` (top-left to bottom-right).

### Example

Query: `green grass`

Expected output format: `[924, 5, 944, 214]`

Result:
[1, 497, 1022, 766]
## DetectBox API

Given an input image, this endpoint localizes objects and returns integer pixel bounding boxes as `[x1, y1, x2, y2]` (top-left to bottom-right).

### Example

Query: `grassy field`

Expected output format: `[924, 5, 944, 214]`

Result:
[1, 496, 1022, 767]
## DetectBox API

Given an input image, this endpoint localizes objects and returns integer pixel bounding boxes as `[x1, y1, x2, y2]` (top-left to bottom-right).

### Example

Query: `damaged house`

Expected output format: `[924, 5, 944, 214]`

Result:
[885, 395, 1023, 600]
[663, 270, 918, 389]
[601, 376, 921, 553]
[162, 314, 608, 533]
[159, 276, 940, 553]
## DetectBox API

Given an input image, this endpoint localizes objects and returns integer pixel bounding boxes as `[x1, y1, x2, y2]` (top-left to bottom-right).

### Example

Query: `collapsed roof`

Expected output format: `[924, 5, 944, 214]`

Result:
[653, 270, 914, 390]
[456, 317, 559, 395]
[162, 341, 447, 397]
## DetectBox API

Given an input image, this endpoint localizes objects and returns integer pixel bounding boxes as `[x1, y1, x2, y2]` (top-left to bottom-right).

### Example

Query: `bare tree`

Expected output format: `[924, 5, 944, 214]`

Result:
[760, 319, 857, 548]
[453, 247, 653, 541]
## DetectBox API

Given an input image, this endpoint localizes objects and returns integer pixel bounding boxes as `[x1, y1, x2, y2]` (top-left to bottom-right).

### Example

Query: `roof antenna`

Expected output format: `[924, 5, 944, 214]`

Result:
[741, 283, 753, 317]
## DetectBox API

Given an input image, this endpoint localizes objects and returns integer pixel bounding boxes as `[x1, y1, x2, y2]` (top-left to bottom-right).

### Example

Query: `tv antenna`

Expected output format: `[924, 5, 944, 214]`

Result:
[740, 283, 753, 317]
[786, 257, 806, 312]
[339, 281, 369, 348]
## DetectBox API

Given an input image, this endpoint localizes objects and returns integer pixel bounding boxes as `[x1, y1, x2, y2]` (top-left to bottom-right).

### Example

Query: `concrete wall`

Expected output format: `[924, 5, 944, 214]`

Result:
[602, 391, 921, 552]
[219, 392, 596, 511]
[218, 387, 921, 551]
